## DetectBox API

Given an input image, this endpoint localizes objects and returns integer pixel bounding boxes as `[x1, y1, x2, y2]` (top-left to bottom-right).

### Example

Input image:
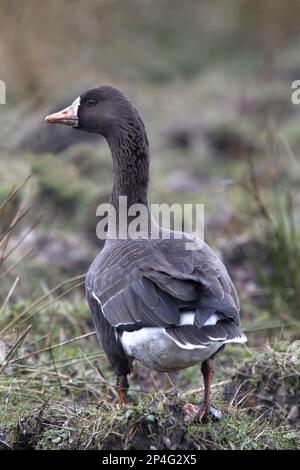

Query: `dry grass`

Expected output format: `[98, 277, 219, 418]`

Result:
[0, 343, 299, 450]
[242, 129, 300, 319]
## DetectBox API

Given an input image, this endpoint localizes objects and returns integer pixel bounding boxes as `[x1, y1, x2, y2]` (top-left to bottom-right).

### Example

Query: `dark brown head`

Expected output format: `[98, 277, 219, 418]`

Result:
[45, 86, 142, 139]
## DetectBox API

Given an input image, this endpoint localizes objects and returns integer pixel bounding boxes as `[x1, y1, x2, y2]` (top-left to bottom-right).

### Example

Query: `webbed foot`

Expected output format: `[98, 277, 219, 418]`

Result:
[183, 402, 221, 423]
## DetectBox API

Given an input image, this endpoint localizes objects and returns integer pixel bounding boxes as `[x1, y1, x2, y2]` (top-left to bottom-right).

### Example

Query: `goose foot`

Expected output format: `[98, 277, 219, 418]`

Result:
[183, 403, 221, 423]
[184, 356, 221, 424]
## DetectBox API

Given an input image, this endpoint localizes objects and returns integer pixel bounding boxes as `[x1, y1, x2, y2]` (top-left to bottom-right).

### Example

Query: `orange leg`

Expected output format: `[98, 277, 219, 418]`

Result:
[116, 374, 129, 407]
[183, 352, 222, 423]
[199, 358, 215, 423]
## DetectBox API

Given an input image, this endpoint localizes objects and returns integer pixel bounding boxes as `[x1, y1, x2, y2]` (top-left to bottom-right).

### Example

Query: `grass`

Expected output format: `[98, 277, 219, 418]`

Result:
[188, 408, 297, 450]
[0, 373, 298, 450]
[261, 195, 300, 316]
[237, 128, 300, 320]
[0, 302, 299, 451]
[0, 166, 299, 450]
[0, 392, 297, 450]
[1, 17, 300, 448]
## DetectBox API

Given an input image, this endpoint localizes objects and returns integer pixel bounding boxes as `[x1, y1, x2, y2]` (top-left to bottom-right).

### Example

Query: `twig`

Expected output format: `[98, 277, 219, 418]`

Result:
[0, 275, 85, 336]
[0, 249, 33, 279]
[0, 276, 19, 317]
[0, 325, 31, 375]
[14, 280, 84, 330]
[10, 331, 96, 363]
[180, 379, 231, 397]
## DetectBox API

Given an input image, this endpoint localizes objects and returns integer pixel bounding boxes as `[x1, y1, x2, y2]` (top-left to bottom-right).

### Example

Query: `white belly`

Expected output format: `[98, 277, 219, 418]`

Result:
[120, 327, 223, 372]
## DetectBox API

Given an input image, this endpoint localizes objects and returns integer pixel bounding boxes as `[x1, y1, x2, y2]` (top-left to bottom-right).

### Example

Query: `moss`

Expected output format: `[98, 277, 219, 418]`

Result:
[188, 407, 299, 450]
[1, 387, 298, 450]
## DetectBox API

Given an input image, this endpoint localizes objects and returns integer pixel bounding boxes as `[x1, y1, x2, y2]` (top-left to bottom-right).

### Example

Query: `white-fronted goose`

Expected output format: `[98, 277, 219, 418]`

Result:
[45, 86, 246, 422]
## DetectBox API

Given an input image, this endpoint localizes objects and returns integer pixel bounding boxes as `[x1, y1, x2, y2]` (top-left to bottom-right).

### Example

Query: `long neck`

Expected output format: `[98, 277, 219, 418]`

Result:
[107, 116, 150, 208]
[105, 113, 152, 239]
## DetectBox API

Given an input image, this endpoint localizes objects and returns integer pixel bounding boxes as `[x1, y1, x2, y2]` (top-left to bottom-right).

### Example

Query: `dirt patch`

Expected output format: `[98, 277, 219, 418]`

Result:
[224, 342, 300, 430]
[1, 395, 194, 450]
[101, 396, 194, 450]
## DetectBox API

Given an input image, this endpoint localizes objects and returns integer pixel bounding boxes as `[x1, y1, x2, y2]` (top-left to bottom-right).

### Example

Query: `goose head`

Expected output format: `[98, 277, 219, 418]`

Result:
[45, 85, 150, 208]
[45, 86, 139, 138]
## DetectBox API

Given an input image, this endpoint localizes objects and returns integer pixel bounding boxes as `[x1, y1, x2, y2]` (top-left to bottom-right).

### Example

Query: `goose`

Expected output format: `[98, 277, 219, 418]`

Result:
[45, 86, 247, 423]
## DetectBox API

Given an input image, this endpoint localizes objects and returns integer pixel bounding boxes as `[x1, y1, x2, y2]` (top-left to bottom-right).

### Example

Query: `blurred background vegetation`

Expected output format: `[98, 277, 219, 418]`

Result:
[0, 0, 300, 449]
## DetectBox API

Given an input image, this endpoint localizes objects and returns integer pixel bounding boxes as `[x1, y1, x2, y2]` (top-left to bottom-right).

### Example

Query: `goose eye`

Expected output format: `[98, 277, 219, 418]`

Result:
[85, 99, 97, 107]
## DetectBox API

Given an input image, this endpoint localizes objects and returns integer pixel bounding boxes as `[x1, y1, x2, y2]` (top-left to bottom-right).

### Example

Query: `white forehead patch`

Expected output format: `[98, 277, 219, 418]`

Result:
[71, 96, 81, 127]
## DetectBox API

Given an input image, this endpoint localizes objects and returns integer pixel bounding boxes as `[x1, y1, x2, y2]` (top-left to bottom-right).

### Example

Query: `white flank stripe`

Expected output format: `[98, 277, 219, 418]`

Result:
[179, 312, 195, 326]
[178, 311, 222, 326]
